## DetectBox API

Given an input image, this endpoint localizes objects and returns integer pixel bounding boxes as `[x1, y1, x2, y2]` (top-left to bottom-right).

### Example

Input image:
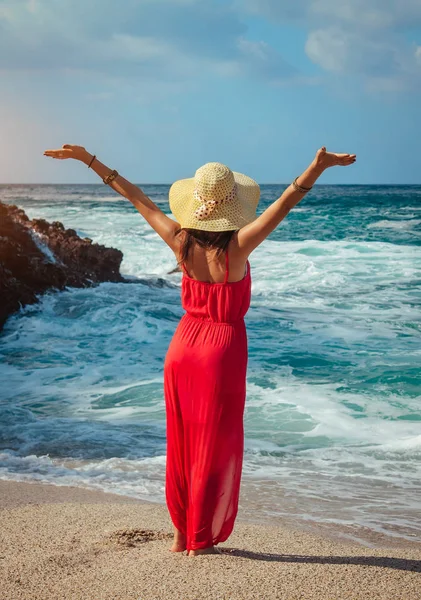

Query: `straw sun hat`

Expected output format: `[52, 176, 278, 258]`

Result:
[169, 162, 260, 231]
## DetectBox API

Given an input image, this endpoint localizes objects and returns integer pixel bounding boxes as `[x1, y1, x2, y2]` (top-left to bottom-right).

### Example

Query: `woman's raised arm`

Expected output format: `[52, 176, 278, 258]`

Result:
[237, 147, 356, 257]
[43, 144, 180, 249]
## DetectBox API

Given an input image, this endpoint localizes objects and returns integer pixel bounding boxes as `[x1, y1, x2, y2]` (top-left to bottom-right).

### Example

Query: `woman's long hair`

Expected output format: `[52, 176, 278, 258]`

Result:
[174, 227, 238, 270]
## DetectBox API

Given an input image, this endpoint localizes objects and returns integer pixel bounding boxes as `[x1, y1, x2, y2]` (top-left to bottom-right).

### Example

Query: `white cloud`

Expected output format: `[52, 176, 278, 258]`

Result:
[243, 0, 421, 91]
[237, 38, 296, 81]
[104, 35, 175, 63]
[305, 28, 348, 73]
[0, 0, 295, 85]
[305, 25, 420, 91]
[26, 0, 38, 14]
[1, 0, 419, 92]
[245, 0, 421, 29]
[238, 38, 271, 62]
[309, 0, 421, 29]
[305, 27, 407, 76]
[0, 2, 16, 21]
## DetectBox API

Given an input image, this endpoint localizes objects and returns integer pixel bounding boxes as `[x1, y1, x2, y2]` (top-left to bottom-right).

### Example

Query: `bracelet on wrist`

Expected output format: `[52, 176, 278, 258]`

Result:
[292, 177, 312, 194]
[87, 154, 96, 169]
[103, 169, 119, 185]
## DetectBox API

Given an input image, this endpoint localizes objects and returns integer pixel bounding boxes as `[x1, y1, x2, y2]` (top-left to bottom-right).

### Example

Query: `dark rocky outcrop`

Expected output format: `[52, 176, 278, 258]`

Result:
[0, 201, 127, 331]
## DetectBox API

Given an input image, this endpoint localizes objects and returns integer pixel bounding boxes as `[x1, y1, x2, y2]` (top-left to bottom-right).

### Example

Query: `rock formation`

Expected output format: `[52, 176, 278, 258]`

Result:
[0, 201, 127, 331]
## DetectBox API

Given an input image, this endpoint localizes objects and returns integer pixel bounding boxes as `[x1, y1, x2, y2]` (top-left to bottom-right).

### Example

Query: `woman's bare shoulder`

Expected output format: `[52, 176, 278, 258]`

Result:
[230, 230, 250, 260]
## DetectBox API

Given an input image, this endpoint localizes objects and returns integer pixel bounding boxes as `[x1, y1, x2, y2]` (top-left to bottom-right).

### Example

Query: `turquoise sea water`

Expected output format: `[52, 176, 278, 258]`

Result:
[0, 183, 420, 543]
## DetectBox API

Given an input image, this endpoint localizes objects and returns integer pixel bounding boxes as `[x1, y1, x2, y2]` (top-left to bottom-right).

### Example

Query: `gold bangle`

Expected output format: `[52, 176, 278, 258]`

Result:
[292, 177, 312, 193]
[103, 170, 119, 185]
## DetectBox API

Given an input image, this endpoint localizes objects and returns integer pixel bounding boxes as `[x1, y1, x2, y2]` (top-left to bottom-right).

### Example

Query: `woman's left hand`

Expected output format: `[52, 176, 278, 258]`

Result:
[43, 144, 90, 162]
[314, 146, 356, 170]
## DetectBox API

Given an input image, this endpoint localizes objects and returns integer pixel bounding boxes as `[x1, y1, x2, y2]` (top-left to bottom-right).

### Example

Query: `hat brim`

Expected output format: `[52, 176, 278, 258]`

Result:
[169, 171, 260, 231]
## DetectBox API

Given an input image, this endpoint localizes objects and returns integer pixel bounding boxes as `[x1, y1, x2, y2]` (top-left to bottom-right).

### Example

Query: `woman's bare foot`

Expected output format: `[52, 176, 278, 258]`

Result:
[170, 542, 187, 552]
[188, 546, 223, 556]
[169, 526, 187, 553]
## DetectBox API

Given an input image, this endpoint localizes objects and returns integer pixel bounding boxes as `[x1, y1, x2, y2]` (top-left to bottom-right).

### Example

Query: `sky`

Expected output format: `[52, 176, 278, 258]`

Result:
[0, 0, 420, 184]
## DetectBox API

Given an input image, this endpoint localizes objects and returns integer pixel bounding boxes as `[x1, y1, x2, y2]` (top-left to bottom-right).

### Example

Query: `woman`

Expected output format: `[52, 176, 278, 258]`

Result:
[44, 144, 356, 556]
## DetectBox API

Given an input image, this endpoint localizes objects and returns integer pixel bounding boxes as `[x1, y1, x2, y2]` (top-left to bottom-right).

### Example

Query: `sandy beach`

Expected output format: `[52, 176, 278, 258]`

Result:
[0, 480, 420, 600]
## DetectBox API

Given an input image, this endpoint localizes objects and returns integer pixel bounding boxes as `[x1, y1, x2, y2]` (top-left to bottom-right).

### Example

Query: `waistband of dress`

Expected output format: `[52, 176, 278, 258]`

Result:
[182, 312, 244, 326]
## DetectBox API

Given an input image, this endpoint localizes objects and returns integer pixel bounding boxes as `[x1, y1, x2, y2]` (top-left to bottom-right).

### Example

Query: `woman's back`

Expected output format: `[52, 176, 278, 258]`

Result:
[180, 245, 251, 325]
[176, 230, 249, 284]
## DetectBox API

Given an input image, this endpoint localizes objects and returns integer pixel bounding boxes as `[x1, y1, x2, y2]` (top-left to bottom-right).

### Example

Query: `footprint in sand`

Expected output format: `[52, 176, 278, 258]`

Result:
[105, 529, 173, 547]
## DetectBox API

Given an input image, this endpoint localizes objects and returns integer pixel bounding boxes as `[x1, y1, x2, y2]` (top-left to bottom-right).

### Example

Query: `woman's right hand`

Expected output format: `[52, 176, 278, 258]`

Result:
[43, 144, 91, 163]
[314, 146, 356, 170]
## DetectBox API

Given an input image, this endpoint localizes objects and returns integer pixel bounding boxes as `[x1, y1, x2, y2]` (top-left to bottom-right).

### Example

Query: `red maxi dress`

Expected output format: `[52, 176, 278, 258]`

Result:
[164, 250, 251, 551]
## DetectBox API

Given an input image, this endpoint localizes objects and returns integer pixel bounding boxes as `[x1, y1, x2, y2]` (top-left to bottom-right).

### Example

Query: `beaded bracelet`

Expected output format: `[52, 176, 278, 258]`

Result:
[87, 154, 96, 169]
[292, 177, 312, 193]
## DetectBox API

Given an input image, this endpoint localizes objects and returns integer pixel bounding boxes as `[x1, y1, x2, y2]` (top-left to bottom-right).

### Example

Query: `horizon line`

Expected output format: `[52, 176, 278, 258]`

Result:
[1, 182, 421, 186]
